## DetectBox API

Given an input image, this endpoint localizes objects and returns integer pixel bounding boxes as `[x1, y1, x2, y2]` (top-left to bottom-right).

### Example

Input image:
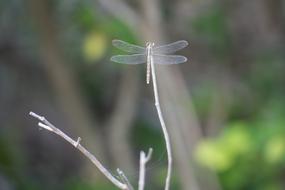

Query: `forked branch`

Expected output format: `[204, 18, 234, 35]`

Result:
[30, 111, 156, 190]
[138, 148, 153, 190]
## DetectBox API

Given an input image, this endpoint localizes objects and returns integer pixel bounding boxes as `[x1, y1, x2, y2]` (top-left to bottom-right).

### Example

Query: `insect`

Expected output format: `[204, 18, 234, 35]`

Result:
[111, 39, 189, 84]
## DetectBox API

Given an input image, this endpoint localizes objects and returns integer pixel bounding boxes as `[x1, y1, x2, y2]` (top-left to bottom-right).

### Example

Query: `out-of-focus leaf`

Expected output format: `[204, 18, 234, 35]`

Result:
[82, 31, 107, 62]
[194, 139, 234, 171]
[264, 136, 285, 164]
[223, 122, 252, 156]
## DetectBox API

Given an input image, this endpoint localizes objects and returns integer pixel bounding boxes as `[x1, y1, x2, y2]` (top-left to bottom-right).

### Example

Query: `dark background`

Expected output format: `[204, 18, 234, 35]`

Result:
[1, 0, 285, 189]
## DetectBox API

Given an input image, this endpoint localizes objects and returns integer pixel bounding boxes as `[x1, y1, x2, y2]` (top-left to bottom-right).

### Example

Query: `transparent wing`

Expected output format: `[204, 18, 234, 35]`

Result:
[112, 40, 146, 54]
[111, 54, 146, 64]
[153, 40, 188, 54]
[152, 54, 187, 65]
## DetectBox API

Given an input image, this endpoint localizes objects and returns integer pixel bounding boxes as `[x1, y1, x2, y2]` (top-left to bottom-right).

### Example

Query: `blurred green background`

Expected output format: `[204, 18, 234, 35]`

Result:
[1, 0, 285, 190]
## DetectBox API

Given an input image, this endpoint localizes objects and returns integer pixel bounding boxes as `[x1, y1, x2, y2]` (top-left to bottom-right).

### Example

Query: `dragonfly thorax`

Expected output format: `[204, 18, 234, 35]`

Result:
[145, 42, 155, 84]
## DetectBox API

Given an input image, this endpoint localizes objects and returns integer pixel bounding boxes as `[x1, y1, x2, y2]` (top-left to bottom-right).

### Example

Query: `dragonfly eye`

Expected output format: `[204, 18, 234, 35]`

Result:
[146, 42, 155, 49]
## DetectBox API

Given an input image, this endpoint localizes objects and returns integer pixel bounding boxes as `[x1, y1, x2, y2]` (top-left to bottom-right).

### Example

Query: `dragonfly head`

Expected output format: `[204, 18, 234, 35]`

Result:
[146, 42, 155, 48]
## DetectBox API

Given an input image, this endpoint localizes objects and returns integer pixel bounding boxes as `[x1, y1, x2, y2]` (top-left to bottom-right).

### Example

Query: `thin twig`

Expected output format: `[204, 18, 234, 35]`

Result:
[138, 148, 153, 190]
[29, 112, 128, 190]
[150, 59, 173, 190]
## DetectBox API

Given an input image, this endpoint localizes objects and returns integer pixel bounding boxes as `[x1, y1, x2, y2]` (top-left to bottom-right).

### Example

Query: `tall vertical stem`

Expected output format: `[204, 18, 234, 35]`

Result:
[150, 58, 172, 190]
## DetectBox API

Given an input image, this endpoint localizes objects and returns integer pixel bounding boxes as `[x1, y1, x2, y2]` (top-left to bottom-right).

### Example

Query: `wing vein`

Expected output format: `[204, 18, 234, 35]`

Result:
[112, 40, 146, 54]
[153, 40, 188, 54]
[111, 54, 146, 64]
[152, 54, 187, 65]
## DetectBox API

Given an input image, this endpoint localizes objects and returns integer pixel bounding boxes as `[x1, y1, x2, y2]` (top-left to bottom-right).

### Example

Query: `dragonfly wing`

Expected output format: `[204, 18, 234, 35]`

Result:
[111, 54, 147, 64]
[153, 40, 188, 54]
[112, 40, 146, 54]
[152, 54, 187, 65]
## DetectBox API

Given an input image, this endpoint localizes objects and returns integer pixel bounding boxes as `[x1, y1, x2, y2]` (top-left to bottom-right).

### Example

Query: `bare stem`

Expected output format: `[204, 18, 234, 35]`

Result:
[150, 60, 173, 190]
[138, 148, 153, 190]
[29, 112, 128, 190]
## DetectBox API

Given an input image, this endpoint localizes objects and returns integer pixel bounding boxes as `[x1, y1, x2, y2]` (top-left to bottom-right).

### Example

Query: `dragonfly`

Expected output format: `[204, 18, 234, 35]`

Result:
[111, 39, 189, 84]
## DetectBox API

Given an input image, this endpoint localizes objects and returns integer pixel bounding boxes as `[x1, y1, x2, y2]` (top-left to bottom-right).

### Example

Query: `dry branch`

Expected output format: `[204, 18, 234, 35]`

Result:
[29, 111, 154, 190]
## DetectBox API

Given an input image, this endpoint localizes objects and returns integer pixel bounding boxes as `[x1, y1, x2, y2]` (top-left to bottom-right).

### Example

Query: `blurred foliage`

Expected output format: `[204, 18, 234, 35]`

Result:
[195, 101, 285, 190]
[192, 6, 231, 59]
[83, 31, 107, 62]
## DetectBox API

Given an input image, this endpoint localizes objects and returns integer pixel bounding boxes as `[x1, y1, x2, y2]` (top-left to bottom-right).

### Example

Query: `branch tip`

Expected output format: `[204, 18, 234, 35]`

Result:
[146, 148, 153, 161]
[29, 111, 44, 121]
[75, 137, 81, 147]
[38, 122, 53, 131]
